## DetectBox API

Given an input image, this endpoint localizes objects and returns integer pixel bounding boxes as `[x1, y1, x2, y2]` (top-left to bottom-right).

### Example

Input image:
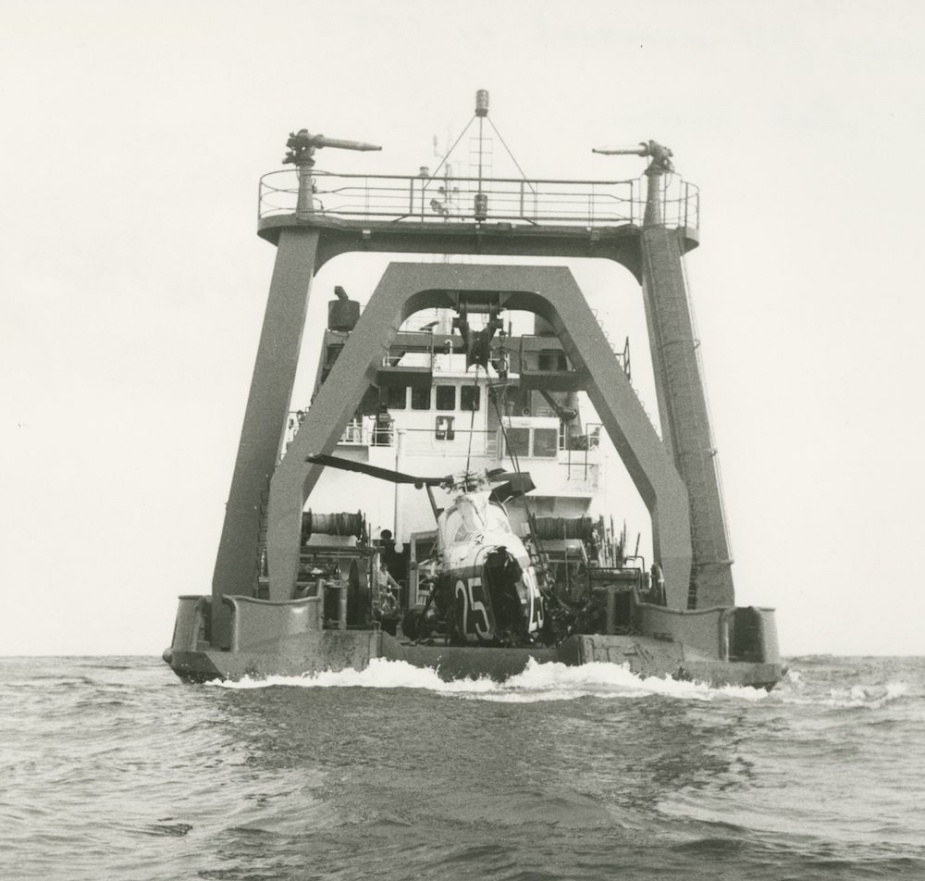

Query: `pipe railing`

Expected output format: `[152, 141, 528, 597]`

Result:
[259, 170, 699, 230]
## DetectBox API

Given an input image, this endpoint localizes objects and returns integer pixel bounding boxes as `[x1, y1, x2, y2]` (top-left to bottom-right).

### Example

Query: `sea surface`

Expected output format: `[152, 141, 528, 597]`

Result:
[2, 656, 924, 881]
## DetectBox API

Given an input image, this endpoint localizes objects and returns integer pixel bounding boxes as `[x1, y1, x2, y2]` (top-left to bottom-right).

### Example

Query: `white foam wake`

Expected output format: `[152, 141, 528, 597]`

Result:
[210, 658, 769, 703]
[775, 668, 912, 709]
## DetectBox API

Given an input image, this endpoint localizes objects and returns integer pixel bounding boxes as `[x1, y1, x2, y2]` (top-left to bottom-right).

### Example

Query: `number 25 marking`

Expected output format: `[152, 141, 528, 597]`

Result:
[523, 567, 544, 632]
[456, 577, 490, 639]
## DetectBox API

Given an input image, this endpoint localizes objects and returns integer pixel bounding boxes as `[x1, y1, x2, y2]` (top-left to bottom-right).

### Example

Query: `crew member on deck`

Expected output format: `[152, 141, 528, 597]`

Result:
[373, 405, 394, 446]
[373, 559, 401, 634]
[378, 528, 398, 570]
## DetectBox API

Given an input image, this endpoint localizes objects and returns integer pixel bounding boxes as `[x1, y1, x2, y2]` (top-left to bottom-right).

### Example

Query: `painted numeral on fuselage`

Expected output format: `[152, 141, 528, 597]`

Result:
[522, 566, 544, 633]
[455, 576, 491, 640]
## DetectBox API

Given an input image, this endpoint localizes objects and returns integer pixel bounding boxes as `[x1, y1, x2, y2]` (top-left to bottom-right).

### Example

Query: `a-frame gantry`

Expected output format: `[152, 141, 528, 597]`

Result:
[208, 135, 735, 646]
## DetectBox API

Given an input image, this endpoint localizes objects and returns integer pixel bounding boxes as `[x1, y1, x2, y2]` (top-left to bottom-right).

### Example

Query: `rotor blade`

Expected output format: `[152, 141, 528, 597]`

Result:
[306, 454, 445, 486]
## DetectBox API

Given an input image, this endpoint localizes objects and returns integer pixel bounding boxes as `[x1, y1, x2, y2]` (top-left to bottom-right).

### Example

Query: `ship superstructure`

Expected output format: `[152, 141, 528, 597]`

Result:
[164, 92, 781, 687]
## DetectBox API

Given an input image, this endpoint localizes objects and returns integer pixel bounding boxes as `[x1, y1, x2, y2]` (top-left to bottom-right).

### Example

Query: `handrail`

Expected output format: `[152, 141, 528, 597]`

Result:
[258, 169, 700, 230]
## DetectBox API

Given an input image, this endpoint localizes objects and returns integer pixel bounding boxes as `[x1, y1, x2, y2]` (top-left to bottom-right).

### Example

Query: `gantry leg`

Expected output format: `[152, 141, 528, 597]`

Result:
[211, 228, 320, 644]
[641, 225, 734, 608]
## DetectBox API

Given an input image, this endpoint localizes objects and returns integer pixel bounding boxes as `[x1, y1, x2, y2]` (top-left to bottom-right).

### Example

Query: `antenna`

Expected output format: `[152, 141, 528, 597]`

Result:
[423, 90, 535, 222]
[474, 89, 489, 220]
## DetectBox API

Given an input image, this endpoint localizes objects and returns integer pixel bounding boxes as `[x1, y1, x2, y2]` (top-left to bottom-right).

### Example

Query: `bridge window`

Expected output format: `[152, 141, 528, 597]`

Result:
[502, 426, 559, 459]
[532, 428, 558, 457]
[386, 386, 407, 410]
[504, 427, 530, 458]
[538, 349, 568, 371]
[436, 386, 456, 411]
[461, 386, 480, 411]
[411, 387, 431, 410]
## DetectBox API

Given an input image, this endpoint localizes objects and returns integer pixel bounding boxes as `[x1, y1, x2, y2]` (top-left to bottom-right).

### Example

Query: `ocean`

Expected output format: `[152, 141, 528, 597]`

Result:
[2, 656, 923, 881]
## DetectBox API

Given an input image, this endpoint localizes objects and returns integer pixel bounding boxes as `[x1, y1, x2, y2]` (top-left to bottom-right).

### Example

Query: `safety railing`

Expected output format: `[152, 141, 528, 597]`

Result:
[259, 170, 700, 230]
[557, 461, 600, 492]
[283, 416, 501, 457]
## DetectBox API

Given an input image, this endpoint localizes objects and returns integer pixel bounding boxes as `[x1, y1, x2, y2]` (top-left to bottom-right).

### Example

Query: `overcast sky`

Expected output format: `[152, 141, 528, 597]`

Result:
[2, 0, 924, 657]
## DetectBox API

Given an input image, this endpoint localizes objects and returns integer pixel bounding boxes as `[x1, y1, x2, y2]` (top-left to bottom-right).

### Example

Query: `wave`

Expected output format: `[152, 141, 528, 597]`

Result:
[775, 668, 913, 709]
[210, 657, 769, 704]
[817, 682, 910, 710]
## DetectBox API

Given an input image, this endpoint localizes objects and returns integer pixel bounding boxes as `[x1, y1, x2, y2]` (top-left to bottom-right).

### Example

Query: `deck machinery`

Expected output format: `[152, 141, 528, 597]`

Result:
[164, 92, 781, 686]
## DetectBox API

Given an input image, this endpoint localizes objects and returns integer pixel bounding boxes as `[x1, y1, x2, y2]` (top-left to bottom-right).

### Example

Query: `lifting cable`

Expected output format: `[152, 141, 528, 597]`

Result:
[464, 367, 479, 477]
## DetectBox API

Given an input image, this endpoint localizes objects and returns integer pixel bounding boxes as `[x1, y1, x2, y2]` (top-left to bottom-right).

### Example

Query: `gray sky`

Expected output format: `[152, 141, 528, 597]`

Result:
[3, 0, 924, 656]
